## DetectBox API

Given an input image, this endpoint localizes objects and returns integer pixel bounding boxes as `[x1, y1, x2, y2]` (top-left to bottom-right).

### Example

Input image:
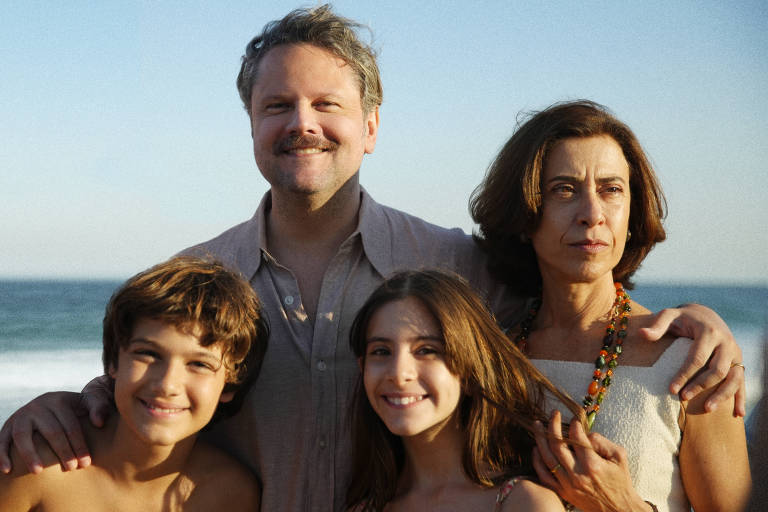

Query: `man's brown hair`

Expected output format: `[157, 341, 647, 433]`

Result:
[237, 4, 383, 114]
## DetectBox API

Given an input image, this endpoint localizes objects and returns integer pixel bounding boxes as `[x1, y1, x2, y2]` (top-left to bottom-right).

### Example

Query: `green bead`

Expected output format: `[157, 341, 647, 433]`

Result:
[583, 396, 593, 406]
[617, 330, 627, 338]
[587, 411, 597, 429]
[608, 359, 618, 369]
[603, 375, 612, 386]
[596, 392, 605, 404]
[615, 345, 623, 354]
[595, 355, 606, 368]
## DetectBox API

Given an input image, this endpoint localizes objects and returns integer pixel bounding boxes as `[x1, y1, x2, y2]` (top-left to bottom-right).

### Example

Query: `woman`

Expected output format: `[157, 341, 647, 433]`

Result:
[346, 270, 582, 511]
[470, 100, 750, 512]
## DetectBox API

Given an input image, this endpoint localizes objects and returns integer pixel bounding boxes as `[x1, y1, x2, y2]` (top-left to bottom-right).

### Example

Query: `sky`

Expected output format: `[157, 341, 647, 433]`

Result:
[2, 1, 767, 284]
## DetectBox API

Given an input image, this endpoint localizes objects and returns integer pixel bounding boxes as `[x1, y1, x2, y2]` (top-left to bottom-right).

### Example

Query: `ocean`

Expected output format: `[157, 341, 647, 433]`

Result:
[1, 280, 766, 428]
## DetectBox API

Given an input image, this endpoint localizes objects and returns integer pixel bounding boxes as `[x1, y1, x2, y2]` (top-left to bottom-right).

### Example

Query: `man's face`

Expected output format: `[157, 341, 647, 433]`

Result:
[249, 43, 379, 203]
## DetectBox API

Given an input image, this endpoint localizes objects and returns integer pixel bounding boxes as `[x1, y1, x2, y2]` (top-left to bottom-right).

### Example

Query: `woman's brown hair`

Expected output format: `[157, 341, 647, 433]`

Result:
[346, 270, 582, 511]
[470, 100, 667, 296]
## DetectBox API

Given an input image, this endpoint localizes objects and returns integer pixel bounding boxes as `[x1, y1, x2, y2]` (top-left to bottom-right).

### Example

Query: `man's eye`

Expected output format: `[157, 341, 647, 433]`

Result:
[265, 102, 288, 112]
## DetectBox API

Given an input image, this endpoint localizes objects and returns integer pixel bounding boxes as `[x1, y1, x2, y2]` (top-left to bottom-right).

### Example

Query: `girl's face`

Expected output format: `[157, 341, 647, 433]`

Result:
[362, 297, 462, 439]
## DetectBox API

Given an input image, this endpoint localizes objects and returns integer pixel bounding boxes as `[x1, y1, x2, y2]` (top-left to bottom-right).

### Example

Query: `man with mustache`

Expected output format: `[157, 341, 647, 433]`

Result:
[0, 5, 745, 512]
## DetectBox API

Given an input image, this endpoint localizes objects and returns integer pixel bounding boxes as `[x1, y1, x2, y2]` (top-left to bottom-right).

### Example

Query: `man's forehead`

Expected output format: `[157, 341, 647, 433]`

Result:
[252, 43, 357, 93]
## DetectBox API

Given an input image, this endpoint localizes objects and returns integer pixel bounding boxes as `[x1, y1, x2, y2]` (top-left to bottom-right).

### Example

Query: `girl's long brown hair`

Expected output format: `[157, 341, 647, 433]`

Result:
[346, 270, 582, 511]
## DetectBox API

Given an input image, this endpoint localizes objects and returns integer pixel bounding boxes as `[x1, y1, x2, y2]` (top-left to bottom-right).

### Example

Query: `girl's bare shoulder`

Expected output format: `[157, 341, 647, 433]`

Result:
[499, 479, 565, 512]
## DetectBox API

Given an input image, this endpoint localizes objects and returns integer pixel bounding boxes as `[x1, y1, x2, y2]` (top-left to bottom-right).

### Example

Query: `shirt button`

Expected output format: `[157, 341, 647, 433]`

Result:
[319, 439, 327, 448]
[317, 360, 327, 371]
[284, 295, 294, 306]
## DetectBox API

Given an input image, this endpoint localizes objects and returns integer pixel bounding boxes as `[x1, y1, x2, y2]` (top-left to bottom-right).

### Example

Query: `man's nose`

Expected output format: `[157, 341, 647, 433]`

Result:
[286, 101, 320, 135]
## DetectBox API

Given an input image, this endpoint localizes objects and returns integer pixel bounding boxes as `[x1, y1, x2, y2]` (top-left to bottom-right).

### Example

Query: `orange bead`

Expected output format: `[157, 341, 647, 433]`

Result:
[606, 369, 613, 376]
[593, 404, 600, 412]
[588, 381, 599, 395]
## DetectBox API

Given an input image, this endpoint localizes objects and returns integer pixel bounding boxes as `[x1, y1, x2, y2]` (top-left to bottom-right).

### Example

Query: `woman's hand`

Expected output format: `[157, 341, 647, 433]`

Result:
[0, 375, 113, 474]
[533, 411, 652, 512]
[639, 303, 745, 417]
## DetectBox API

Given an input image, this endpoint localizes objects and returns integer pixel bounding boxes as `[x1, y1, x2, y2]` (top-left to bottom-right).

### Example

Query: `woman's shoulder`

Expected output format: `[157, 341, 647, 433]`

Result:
[496, 477, 565, 512]
[182, 439, 260, 510]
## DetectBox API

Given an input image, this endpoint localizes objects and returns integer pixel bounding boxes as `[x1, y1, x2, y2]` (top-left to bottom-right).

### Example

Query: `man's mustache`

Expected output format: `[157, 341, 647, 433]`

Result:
[274, 134, 339, 154]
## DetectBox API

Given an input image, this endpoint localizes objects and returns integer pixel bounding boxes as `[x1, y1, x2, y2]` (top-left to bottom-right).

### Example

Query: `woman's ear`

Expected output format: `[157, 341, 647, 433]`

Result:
[357, 357, 364, 371]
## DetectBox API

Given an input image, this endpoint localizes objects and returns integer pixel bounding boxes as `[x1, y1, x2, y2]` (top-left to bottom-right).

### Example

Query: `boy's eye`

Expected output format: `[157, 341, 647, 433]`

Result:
[132, 349, 159, 361]
[189, 360, 217, 373]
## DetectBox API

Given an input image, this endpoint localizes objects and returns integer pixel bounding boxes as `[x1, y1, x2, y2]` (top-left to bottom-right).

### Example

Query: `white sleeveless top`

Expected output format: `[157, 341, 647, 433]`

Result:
[531, 338, 692, 512]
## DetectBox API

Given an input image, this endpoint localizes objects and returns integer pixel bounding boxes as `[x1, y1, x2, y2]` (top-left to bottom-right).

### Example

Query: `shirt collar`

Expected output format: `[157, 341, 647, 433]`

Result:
[356, 187, 397, 278]
[244, 187, 396, 280]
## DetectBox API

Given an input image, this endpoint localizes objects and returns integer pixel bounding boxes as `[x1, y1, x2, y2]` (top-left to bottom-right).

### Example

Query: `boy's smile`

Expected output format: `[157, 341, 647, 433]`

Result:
[109, 318, 233, 447]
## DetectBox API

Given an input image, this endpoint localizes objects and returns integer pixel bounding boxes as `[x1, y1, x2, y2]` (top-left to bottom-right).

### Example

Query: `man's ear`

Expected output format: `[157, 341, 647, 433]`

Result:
[363, 107, 379, 154]
[219, 391, 235, 404]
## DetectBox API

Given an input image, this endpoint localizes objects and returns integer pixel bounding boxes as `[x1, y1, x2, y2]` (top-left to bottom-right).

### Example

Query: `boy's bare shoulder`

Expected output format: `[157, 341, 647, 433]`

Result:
[180, 439, 260, 511]
[0, 430, 76, 510]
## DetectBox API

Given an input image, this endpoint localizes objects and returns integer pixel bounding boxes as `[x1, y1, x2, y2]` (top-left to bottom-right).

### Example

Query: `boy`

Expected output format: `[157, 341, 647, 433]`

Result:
[0, 256, 268, 511]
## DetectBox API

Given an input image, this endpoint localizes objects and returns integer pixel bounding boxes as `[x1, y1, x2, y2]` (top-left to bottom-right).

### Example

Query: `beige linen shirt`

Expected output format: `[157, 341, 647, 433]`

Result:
[187, 189, 517, 511]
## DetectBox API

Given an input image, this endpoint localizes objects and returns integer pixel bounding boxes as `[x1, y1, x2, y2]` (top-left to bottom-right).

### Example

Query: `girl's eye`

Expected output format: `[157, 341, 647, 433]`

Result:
[367, 346, 390, 357]
[415, 345, 441, 356]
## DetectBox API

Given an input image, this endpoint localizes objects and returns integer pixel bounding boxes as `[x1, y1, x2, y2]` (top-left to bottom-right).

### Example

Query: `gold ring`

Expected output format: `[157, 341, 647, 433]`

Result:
[550, 463, 562, 474]
[730, 362, 745, 371]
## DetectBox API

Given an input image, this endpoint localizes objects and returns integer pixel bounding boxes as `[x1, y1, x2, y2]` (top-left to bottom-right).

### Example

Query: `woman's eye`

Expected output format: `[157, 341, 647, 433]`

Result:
[551, 184, 576, 197]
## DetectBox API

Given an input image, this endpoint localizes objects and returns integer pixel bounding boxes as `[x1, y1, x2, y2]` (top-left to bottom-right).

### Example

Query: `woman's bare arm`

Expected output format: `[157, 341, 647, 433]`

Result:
[679, 382, 751, 511]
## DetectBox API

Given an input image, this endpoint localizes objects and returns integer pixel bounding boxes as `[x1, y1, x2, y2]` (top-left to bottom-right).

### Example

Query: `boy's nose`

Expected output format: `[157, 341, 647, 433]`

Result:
[153, 361, 184, 396]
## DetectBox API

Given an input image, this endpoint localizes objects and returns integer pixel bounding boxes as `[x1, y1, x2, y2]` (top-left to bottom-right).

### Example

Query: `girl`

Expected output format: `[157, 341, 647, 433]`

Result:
[346, 270, 581, 511]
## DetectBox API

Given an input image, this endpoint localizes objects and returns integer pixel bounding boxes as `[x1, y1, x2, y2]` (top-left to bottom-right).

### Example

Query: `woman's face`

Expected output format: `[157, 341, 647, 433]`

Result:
[531, 135, 631, 286]
[362, 297, 462, 439]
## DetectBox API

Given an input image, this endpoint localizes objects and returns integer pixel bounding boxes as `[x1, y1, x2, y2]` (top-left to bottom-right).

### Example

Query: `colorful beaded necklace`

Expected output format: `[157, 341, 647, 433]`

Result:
[514, 282, 631, 429]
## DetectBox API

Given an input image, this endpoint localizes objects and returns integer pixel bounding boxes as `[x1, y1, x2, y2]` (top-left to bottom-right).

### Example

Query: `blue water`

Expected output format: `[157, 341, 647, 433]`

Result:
[1, 280, 766, 426]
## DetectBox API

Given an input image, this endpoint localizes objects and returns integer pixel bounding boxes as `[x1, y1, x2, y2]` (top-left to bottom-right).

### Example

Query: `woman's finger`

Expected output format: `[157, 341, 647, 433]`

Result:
[532, 446, 561, 490]
[547, 410, 576, 472]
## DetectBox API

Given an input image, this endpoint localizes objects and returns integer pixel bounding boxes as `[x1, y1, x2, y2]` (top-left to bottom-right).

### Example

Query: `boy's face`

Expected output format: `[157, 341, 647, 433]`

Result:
[109, 317, 233, 446]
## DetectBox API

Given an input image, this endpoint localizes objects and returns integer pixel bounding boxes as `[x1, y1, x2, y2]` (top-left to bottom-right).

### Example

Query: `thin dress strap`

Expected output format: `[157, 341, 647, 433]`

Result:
[494, 477, 525, 511]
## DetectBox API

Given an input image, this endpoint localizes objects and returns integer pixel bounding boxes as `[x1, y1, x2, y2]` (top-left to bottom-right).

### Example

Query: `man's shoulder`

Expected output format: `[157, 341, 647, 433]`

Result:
[182, 440, 260, 510]
[374, 201, 474, 247]
[180, 217, 257, 258]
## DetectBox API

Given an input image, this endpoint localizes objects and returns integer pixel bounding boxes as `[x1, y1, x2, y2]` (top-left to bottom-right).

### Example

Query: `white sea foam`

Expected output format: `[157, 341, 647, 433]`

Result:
[0, 348, 103, 425]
